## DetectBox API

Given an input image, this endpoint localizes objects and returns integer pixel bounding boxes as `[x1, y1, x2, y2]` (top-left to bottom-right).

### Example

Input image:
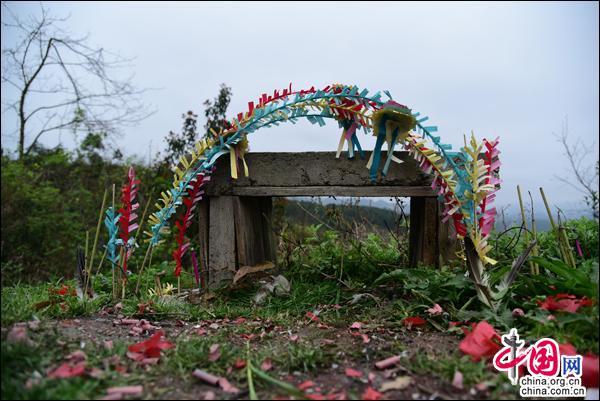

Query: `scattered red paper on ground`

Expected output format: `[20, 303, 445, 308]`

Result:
[362, 386, 383, 400]
[345, 367, 363, 378]
[208, 344, 221, 362]
[52, 285, 76, 297]
[233, 358, 246, 369]
[402, 316, 426, 328]
[261, 358, 273, 371]
[582, 354, 599, 388]
[107, 385, 143, 396]
[48, 362, 86, 379]
[459, 321, 501, 361]
[306, 311, 320, 322]
[298, 380, 316, 390]
[127, 330, 174, 362]
[538, 293, 593, 313]
[426, 303, 443, 316]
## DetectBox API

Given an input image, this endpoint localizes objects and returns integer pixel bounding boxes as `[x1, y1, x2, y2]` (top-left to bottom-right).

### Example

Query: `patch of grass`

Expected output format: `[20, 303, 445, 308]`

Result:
[275, 343, 328, 373]
[163, 334, 239, 377]
[1, 329, 119, 400]
[1, 283, 51, 326]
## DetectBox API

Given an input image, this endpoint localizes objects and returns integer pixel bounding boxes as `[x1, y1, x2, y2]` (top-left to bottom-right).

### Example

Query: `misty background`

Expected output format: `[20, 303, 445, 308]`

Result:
[2, 1, 599, 225]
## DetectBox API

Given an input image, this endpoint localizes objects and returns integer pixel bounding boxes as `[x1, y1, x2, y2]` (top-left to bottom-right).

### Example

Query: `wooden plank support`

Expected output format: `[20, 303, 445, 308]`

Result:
[200, 151, 459, 286]
[409, 197, 440, 268]
[196, 198, 209, 285]
[233, 197, 276, 268]
[208, 196, 237, 287]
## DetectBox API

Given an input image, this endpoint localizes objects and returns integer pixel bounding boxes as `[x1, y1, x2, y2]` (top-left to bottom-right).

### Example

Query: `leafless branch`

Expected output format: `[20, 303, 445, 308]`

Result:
[1, 2, 155, 160]
[553, 116, 599, 219]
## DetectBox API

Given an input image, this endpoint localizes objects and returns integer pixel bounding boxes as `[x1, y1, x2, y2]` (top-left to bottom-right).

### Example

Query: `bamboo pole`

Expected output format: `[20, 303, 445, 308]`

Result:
[84, 188, 108, 299]
[540, 187, 573, 267]
[116, 247, 124, 300]
[91, 247, 107, 289]
[517, 186, 535, 274]
[135, 245, 153, 295]
[84, 230, 90, 275]
[111, 184, 116, 299]
[557, 210, 577, 268]
[528, 191, 540, 275]
[134, 196, 152, 244]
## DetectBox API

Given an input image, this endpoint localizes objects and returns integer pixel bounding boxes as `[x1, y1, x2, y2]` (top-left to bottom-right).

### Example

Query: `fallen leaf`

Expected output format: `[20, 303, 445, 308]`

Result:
[233, 358, 246, 369]
[119, 318, 141, 325]
[402, 316, 426, 329]
[106, 385, 143, 396]
[193, 369, 220, 386]
[380, 376, 412, 392]
[202, 391, 216, 400]
[362, 386, 383, 400]
[290, 334, 299, 342]
[208, 344, 221, 362]
[375, 355, 401, 370]
[261, 358, 273, 371]
[218, 378, 239, 393]
[66, 350, 87, 363]
[345, 368, 363, 378]
[88, 367, 104, 379]
[298, 380, 316, 390]
[349, 322, 362, 330]
[426, 303, 443, 316]
[48, 362, 86, 379]
[7, 325, 33, 345]
[326, 391, 346, 400]
[452, 370, 464, 389]
[538, 293, 593, 313]
[232, 262, 275, 285]
[128, 330, 174, 360]
[306, 311, 320, 322]
[240, 333, 256, 341]
[459, 321, 501, 361]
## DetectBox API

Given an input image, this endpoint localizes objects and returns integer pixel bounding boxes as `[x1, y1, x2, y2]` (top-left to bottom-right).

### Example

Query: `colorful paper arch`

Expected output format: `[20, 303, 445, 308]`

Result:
[145, 84, 501, 269]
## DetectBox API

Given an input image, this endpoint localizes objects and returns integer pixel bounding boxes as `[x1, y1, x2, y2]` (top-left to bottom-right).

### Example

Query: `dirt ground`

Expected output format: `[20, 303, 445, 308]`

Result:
[5, 313, 499, 400]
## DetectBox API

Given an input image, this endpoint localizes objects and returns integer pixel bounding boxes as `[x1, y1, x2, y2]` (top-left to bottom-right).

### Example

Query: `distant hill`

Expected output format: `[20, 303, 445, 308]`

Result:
[283, 197, 559, 232]
[282, 199, 402, 232]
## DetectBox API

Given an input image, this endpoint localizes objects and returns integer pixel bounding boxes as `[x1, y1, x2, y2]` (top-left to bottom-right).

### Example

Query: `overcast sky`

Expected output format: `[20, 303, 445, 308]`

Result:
[2, 1, 599, 217]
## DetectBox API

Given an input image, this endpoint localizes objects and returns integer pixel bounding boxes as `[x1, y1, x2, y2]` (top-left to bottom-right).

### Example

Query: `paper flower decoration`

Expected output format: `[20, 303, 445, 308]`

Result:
[144, 84, 501, 271]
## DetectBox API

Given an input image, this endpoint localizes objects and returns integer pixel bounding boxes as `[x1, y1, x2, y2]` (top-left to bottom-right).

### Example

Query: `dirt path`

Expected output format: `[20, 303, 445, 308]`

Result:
[3, 314, 498, 400]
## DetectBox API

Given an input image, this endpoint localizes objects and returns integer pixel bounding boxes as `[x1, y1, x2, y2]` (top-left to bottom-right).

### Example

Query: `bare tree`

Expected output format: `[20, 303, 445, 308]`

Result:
[555, 116, 599, 219]
[1, 3, 153, 160]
